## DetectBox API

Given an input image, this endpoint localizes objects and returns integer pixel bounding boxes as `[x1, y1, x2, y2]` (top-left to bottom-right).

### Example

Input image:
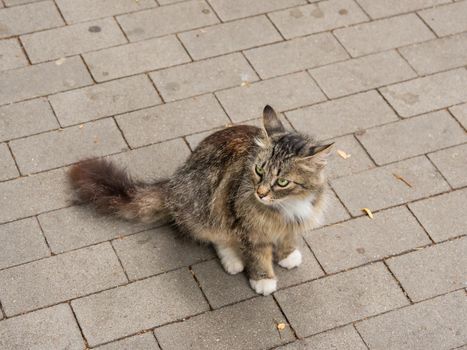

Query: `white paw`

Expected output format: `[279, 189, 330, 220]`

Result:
[249, 278, 277, 295]
[278, 249, 302, 269]
[216, 245, 244, 275]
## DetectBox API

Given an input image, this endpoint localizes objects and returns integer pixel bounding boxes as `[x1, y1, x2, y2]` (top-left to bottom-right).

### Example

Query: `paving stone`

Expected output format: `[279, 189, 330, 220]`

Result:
[116, 94, 229, 148]
[113, 225, 214, 280]
[450, 102, 467, 129]
[4, 0, 49, 5]
[0, 217, 49, 270]
[0, 1, 63, 39]
[409, 189, 467, 242]
[0, 56, 92, 105]
[399, 33, 467, 75]
[355, 0, 450, 19]
[0, 168, 68, 223]
[331, 156, 450, 216]
[0, 38, 28, 71]
[21, 18, 127, 64]
[55, 0, 157, 24]
[208, 0, 306, 21]
[380, 69, 467, 117]
[419, 1, 467, 36]
[356, 291, 467, 350]
[428, 143, 467, 189]
[268, 0, 368, 39]
[275, 263, 409, 337]
[244, 32, 348, 79]
[326, 134, 375, 179]
[357, 110, 466, 165]
[72, 269, 209, 347]
[323, 190, 351, 225]
[10, 118, 128, 175]
[95, 333, 160, 350]
[0, 143, 18, 181]
[83, 36, 190, 82]
[178, 16, 282, 60]
[155, 297, 294, 350]
[275, 325, 367, 350]
[0, 304, 85, 350]
[0, 242, 126, 316]
[286, 90, 398, 140]
[0, 98, 58, 142]
[216, 72, 325, 123]
[150, 53, 258, 102]
[334, 14, 434, 57]
[387, 237, 467, 301]
[49, 75, 161, 126]
[310, 51, 416, 99]
[305, 206, 429, 273]
[117, 0, 218, 42]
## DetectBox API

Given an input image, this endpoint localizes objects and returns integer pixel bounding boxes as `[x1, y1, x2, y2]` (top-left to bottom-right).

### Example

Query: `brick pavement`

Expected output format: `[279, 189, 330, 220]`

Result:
[0, 0, 466, 349]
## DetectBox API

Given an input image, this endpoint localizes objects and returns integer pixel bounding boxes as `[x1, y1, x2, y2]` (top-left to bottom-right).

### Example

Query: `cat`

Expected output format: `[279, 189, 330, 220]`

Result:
[68, 105, 332, 295]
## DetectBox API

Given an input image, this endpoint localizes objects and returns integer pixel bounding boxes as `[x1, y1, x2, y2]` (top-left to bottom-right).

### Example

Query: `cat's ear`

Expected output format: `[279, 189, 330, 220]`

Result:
[263, 105, 285, 137]
[297, 143, 334, 169]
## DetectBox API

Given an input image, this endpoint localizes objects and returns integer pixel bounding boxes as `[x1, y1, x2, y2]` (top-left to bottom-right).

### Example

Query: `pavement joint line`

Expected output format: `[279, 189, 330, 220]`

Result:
[182, 136, 194, 152]
[353, 0, 372, 19]
[382, 260, 413, 304]
[352, 323, 371, 350]
[112, 15, 130, 44]
[272, 294, 300, 341]
[426, 152, 455, 191]
[375, 88, 403, 119]
[302, 237, 327, 276]
[34, 215, 54, 256]
[68, 301, 90, 348]
[5, 141, 21, 178]
[79, 53, 98, 84]
[212, 93, 234, 124]
[51, 0, 68, 25]
[415, 8, 440, 39]
[395, 47, 419, 76]
[109, 240, 131, 283]
[188, 265, 214, 311]
[16, 36, 32, 66]
[265, 12, 287, 41]
[46, 96, 64, 128]
[112, 115, 133, 150]
[146, 72, 166, 104]
[204, 0, 222, 23]
[351, 133, 378, 166]
[405, 204, 436, 244]
[447, 107, 467, 133]
[239, 50, 263, 82]
[305, 69, 331, 100]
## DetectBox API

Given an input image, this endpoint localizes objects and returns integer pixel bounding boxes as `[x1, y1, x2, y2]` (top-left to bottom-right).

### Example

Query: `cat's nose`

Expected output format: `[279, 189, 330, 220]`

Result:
[257, 186, 269, 198]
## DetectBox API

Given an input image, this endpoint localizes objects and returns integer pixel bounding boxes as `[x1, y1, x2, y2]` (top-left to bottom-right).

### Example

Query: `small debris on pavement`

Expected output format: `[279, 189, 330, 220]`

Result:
[393, 173, 412, 187]
[337, 149, 351, 159]
[361, 208, 374, 219]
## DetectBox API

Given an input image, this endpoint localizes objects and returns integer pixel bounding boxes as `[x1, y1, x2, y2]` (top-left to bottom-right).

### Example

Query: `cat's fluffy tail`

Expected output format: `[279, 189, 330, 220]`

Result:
[68, 158, 171, 223]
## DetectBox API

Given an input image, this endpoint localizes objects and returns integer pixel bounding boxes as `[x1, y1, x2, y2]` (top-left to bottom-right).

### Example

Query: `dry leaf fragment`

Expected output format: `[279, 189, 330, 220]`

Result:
[361, 208, 374, 219]
[392, 173, 412, 188]
[79, 124, 84, 129]
[55, 57, 66, 66]
[240, 81, 250, 87]
[277, 323, 286, 330]
[337, 149, 351, 159]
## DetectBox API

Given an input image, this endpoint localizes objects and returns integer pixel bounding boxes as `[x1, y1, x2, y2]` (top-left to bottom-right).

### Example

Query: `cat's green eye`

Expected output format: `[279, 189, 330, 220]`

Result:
[255, 165, 264, 176]
[276, 178, 289, 187]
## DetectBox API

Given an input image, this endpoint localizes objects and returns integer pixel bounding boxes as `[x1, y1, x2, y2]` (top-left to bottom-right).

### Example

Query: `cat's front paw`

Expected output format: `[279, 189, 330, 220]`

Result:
[221, 256, 244, 275]
[249, 278, 277, 295]
[278, 249, 302, 269]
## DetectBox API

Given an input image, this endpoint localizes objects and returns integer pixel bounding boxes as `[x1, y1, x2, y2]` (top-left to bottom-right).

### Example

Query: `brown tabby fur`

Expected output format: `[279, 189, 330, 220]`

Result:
[69, 105, 332, 294]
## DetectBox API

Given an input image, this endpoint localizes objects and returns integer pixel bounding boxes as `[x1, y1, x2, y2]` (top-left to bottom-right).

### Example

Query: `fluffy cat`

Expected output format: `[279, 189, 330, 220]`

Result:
[69, 105, 332, 295]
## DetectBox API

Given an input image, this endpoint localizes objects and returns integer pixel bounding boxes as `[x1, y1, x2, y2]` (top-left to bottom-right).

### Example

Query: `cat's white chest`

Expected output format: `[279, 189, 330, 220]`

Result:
[278, 196, 323, 225]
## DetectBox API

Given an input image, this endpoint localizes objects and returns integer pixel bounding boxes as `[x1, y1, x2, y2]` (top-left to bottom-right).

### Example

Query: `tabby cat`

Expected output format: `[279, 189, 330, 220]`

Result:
[69, 105, 332, 295]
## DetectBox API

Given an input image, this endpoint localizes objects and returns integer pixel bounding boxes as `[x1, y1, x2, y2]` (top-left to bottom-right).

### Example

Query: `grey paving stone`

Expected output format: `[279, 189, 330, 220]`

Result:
[387, 237, 467, 301]
[275, 325, 367, 350]
[49, 75, 161, 126]
[10, 118, 128, 175]
[216, 72, 325, 123]
[117, 0, 218, 42]
[331, 156, 450, 216]
[116, 94, 229, 148]
[0, 217, 49, 269]
[428, 143, 467, 189]
[326, 134, 375, 179]
[0, 304, 85, 350]
[72, 269, 209, 347]
[244, 32, 348, 79]
[356, 291, 467, 350]
[83, 36, 190, 82]
[0, 242, 127, 316]
[399, 33, 467, 75]
[305, 206, 430, 273]
[275, 263, 409, 337]
[95, 332, 160, 350]
[268, 0, 368, 39]
[0, 56, 92, 105]
[286, 90, 398, 140]
[0, 168, 68, 223]
[0, 1, 63, 39]
[0, 38, 28, 71]
[334, 14, 434, 57]
[208, 0, 306, 21]
[323, 190, 351, 225]
[419, 1, 467, 36]
[357, 110, 466, 165]
[310, 51, 416, 99]
[355, 0, 450, 19]
[155, 297, 294, 350]
[450, 102, 467, 129]
[21, 17, 127, 64]
[113, 225, 214, 280]
[4, 0, 50, 5]
[0, 98, 59, 142]
[55, 0, 157, 24]
[0, 143, 18, 181]
[150, 53, 258, 102]
[409, 189, 467, 242]
[380, 69, 467, 117]
[178, 16, 282, 60]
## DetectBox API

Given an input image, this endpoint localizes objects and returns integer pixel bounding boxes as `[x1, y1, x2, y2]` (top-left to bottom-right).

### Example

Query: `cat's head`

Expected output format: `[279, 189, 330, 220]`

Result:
[251, 105, 332, 206]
